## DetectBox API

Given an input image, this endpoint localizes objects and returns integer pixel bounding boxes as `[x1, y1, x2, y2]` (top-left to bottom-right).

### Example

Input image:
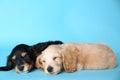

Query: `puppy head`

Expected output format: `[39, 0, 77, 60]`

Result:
[36, 45, 63, 75]
[10, 44, 34, 73]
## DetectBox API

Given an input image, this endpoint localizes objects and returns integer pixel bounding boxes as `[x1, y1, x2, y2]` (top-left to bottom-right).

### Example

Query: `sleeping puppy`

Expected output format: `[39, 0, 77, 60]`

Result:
[0, 40, 63, 73]
[36, 43, 117, 75]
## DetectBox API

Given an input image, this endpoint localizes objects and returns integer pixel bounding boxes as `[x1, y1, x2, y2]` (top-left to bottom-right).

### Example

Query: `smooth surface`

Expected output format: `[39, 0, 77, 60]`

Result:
[0, 0, 120, 80]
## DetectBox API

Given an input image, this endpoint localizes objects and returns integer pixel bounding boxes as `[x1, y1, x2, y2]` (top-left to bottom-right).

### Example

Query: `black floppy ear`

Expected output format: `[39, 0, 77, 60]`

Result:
[0, 55, 14, 71]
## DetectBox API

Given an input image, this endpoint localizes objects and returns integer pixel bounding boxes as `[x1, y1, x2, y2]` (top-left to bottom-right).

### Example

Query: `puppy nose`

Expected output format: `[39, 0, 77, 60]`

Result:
[18, 65, 24, 71]
[47, 66, 53, 72]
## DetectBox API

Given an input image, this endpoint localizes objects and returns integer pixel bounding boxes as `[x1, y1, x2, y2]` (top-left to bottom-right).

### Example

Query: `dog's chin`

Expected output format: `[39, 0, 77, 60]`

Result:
[16, 69, 29, 74]
[46, 72, 58, 75]
[16, 70, 29, 74]
[15, 65, 32, 73]
[15, 67, 30, 74]
[45, 70, 60, 75]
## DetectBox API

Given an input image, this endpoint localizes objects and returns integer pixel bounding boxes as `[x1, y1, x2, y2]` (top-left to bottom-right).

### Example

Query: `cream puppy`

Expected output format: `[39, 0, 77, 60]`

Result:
[36, 43, 117, 75]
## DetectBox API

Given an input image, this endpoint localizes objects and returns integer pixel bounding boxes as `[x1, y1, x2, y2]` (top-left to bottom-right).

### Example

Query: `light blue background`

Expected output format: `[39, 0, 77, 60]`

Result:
[0, 0, 120, 80]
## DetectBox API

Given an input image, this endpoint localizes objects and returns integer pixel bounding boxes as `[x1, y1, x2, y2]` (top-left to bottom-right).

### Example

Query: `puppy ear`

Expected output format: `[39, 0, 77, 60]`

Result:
[7, 55, 13, 68]
[35, 55, 44, 71]
[61, 47, 78, 72]
[0, 55, 14, 71]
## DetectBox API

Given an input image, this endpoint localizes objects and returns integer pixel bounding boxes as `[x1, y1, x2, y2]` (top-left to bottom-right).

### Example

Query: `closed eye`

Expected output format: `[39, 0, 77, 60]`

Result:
[53, 56, 61, 60]
[12, 59, 16, 63]
[53, 57, 57, 60]
[42, 60, 46, 63]
[23, 55, 29, 59]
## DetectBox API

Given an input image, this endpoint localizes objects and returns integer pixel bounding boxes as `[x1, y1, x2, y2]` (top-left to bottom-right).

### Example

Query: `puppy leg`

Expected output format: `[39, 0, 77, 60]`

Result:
[0, 55, 14, 71]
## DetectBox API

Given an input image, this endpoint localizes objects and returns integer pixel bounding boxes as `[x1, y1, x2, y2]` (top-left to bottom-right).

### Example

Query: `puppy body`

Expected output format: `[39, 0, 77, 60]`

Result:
[36, 43, 116, 75]
[63, 43, 116, 71]
[0, 40, 63, 73]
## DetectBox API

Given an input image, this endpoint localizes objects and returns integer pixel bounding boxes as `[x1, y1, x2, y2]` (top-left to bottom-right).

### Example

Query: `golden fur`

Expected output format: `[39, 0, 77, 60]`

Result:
[36, 43, 117, 75]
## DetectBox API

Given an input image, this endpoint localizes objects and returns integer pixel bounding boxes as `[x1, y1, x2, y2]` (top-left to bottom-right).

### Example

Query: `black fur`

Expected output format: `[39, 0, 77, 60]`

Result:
[0, 40, 63, 73]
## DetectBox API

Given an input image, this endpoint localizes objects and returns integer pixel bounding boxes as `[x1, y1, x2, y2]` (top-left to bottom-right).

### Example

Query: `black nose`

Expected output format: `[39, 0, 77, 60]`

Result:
[18, 65, 24, 71]
[47, 66, 53, 72]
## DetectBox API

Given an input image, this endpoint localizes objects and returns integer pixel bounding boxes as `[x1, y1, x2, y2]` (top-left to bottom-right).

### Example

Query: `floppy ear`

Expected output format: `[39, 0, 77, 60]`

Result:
[35, 55, 44, 71]
[0, 55, 14, 71]
[61, 47, 78, 72]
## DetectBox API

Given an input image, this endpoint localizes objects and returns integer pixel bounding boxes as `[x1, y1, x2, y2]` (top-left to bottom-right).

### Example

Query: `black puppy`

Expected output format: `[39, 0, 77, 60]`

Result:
[0, 41, 63, 73]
